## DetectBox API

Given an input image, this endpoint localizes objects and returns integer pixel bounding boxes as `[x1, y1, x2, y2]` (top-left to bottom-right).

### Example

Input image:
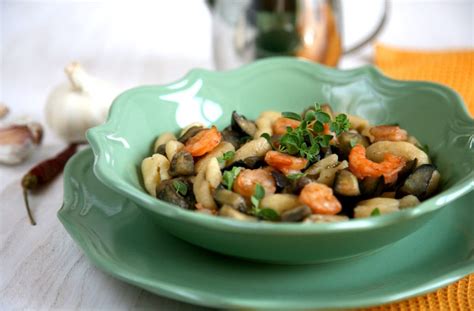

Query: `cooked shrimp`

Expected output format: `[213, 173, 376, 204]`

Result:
[264, 150, 308, 175]
[349, 144, 406, 184]
[184, 126, 222, 157]
[370, 125, 408, 142]
[322, 123, 338, 144]
[233, 168, 276, 198]
[272, 117, 301, 135]
[299, 183, 342, 215]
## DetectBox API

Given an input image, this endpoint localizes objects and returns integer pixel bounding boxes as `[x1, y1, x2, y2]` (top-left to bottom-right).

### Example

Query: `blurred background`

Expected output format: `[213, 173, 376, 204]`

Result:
[1, 0, 473, 145]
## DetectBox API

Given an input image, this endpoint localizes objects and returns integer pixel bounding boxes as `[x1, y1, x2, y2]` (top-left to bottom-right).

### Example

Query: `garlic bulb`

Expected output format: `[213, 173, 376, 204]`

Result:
[45, 62, 120, 142]
[0, 120, 43, 165]
[0, 103, 9, 119]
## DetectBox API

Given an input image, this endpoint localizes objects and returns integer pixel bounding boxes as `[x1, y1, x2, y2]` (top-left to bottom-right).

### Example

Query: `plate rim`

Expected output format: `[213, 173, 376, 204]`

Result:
[58, 149, 474, 310]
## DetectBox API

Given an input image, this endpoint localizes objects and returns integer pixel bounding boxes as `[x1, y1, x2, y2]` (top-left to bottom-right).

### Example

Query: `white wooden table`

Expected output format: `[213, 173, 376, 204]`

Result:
[1, 1, 472, 309]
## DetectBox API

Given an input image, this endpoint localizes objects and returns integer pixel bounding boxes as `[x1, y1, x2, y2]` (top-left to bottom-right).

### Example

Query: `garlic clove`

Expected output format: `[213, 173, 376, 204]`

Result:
[0, 122, 43, 165]
[45, 62, 121, 143]
[0, 103, 9, 119]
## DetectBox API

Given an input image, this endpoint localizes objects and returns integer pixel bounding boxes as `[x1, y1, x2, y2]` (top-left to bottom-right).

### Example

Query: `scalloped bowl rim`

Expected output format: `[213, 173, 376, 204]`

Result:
[87, 57, 474, 234]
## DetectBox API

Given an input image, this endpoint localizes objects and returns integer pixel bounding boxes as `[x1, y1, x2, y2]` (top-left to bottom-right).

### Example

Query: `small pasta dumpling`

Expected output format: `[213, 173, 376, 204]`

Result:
[141, 154, 171, 196]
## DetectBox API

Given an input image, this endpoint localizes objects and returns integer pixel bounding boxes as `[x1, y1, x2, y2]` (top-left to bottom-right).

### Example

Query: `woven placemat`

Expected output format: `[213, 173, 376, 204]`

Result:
[374, 44, 474, 116]
[365, 43, 474, 310]
[359, 274, 474, 310]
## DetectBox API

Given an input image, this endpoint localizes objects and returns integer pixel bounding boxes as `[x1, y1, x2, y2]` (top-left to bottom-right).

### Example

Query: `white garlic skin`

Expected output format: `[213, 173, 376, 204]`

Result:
[45, 62, 120, 143]
[0, 122, 43, 165]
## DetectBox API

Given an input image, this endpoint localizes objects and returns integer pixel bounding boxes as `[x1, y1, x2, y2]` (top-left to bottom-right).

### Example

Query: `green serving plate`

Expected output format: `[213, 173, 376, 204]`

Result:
[87, 58, 474, 263]
[58, 148, 474, 310]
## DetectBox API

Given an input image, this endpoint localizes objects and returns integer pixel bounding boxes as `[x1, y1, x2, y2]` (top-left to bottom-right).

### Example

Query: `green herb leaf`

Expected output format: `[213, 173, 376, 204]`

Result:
[287, 173, 305, 180]
[282, 112, 302, 121]
[222, 167, 242, 190]
[260, 133, 276, 150]
[173, 180, 188, 196]
[332, 114, 351, 136]
[250, 196, 260, 210]
[304, 110, 316, 122]
[315, 111, 331, 123]
[349, 138, 358, 148]
[313, 121, 324, 133]
[217, 151, 235, 165]
[256, 208, 280, 221]
[276, 106, 350, 163]
[253, 183, 265, 200]
[370, 208, 381, 216]
[223, 151, 235, 160]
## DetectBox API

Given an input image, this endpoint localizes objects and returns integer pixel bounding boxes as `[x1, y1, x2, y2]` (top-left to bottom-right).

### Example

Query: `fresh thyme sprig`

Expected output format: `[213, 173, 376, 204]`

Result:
[270, 104, 351, 162]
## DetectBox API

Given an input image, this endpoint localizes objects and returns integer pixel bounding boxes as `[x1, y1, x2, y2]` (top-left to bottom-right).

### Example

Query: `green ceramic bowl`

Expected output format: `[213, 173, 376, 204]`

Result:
[87, 58, 474, 264]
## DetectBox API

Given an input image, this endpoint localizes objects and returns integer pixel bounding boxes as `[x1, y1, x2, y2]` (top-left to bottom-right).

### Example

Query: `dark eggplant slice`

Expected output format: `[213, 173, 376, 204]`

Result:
[334, 170, 360, 196]
[226, 156, 265, 170]
[213, 188, 249, 213]
[169, 150, 194, 177]
[231, 111, 257, 136]
[221, 126, 242, 149]
[281, 205, 312, 222]
[396, 164, 440, 200]
[156, 178, 196, 210]
[386, 159, 417, 190]
[155, 143, 167, 156]
[289, 176, 314, 194]
[337, 132, 370, 156]
[178, 126, 204, 144]
[359, 176, 385, 198]
[271, 170, 290, 191]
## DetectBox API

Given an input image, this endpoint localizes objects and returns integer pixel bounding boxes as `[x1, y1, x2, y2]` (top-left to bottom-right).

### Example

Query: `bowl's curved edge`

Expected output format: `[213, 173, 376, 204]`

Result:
[57, 149, 474, 310]
[86, 57, 474, 234]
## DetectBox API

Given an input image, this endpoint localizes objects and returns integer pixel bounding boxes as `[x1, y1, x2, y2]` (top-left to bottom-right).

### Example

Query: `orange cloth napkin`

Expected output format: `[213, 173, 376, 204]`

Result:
[359, 44, 474, 310]
[361, 274, 474, 311]
[374, 44, 474, 116]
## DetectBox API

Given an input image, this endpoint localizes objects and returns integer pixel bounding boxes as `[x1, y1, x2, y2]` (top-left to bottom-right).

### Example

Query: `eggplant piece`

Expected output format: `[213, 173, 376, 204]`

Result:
[156, 178, 196, 210]
[390, 159, 417, 189]
[213, 188, 248, 213]
[178, 126, 204, 144]
[396, 164, 440, 200]
[305, 154, 339, 175]
[359, 176, 384, 198]
[337, 132, 370, 156]
[334, 170, 360, 196]
[231, 111, 257, 136]
[169, 150, 194, 177]
[227, 156, 265, 170]
[271, 170, 290, 191]
[221, 126, 242, 149]
[281, 205, 312, 222]
[273, 171, 313, 195]
[288, 176, 313, 194]
[155, 143, 167, 156]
